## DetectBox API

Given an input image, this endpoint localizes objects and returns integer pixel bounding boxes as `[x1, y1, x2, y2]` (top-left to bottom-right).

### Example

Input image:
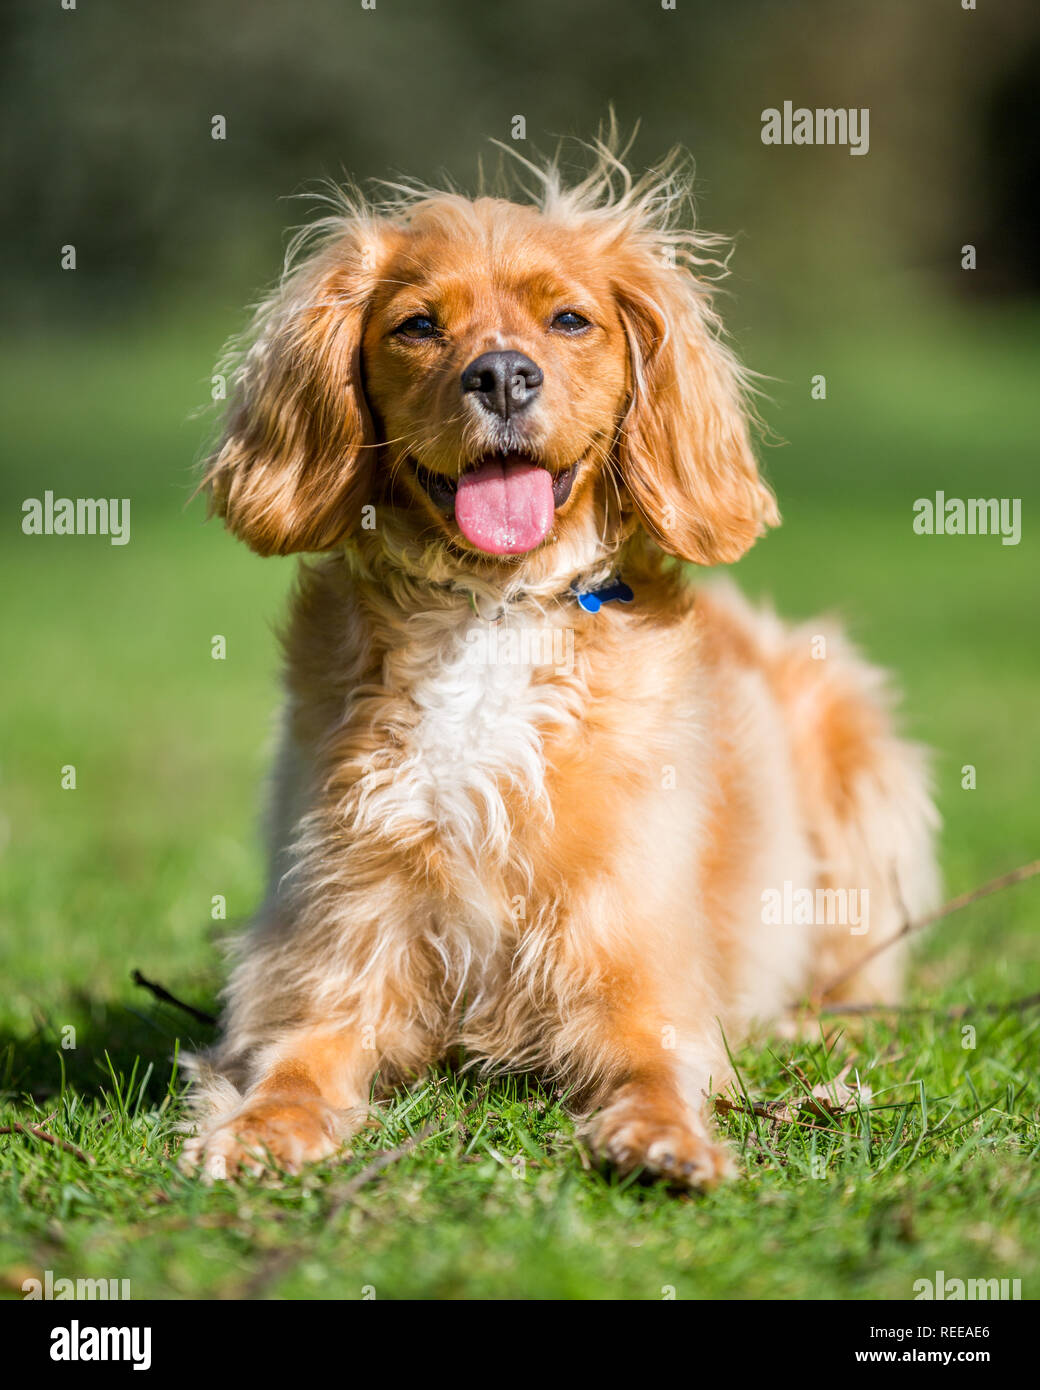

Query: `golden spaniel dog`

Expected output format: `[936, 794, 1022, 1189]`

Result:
[181, 138, 939, 1187]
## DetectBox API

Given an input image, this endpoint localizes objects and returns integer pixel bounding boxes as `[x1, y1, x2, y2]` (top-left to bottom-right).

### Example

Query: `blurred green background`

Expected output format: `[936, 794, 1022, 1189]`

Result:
[1, 0, 1038, 1301]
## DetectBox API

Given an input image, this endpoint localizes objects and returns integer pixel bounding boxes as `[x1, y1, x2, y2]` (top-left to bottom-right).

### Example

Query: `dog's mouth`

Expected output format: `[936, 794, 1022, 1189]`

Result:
[410, 452, 579, 556]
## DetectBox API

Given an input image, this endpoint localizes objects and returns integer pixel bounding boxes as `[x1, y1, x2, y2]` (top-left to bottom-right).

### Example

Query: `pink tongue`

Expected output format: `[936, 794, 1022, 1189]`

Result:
[454, 460, 555, 555]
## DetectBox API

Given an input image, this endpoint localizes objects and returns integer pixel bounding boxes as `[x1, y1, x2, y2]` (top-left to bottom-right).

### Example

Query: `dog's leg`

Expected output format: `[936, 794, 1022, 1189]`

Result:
[181, 829, 444, 1181]
[585, 1063, 734, 1191]
[179, 1028, 383, 1180]
[180, 1000, 437, 1181]
[547, 925, 734, 1190]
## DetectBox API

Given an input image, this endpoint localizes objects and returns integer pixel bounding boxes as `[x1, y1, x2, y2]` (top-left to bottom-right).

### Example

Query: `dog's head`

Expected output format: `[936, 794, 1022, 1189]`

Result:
[204, 143, 778, 584]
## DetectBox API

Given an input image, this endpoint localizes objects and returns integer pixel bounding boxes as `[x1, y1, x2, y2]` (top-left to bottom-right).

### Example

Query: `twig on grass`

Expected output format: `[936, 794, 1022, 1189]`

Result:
[131, 969, 217, 1027]
[240, 1117, 437, 1299]
[811, 859, 1040, 1007]
[325, 1118, 437, 1218]
[712, 1095, 858, 1137]
[0, 1121, 96, 1166]
[814, 992, 1040, 1020]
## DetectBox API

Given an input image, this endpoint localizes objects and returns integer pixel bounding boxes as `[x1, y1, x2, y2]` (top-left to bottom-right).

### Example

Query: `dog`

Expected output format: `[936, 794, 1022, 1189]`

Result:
[181, 138, 939, 1187]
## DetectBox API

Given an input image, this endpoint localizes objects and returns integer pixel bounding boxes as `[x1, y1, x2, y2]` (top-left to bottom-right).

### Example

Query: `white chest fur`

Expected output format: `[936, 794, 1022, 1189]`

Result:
[355, 602, 579, 871]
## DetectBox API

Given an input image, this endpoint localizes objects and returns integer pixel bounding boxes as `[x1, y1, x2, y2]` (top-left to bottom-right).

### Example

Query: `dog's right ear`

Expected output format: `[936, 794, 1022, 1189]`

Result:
[202, 229, 383, 556]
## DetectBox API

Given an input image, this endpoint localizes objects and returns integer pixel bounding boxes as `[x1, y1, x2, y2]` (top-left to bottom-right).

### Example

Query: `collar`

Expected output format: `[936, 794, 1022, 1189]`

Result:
[468, 575, 634, 622]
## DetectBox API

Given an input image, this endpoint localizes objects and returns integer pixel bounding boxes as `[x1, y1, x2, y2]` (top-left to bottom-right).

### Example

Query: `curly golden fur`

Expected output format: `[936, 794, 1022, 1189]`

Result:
[181, 134, 939, 1186]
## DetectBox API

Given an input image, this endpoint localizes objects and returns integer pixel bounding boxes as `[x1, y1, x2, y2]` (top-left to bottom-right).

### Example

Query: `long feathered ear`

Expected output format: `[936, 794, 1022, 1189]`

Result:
[202, 225, 382, 556]
[615, 252, 779, 567]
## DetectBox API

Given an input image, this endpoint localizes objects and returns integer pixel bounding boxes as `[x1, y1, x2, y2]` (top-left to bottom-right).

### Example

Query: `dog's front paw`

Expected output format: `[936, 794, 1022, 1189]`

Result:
[588, 1090, 734, 1190]
[179, 1095, 345, 1181]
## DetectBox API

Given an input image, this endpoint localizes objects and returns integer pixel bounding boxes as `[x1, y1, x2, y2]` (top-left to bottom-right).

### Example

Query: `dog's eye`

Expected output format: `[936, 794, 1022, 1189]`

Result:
[394, 315, 439, 340]
[550, 310, 591, 333]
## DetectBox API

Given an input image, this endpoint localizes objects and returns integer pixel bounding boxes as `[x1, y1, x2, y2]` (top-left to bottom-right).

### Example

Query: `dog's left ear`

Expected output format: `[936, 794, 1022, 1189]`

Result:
[202, 231, 382, 556]
[615, 256, 779, 566]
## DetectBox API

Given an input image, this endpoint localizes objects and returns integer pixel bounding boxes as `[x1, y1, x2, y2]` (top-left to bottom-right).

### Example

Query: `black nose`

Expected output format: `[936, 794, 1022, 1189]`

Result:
[461, 351, 543, 419]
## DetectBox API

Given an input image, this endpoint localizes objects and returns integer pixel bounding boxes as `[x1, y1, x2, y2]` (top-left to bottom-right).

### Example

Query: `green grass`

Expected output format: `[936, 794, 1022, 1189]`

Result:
[1, 302, 1038, 1300]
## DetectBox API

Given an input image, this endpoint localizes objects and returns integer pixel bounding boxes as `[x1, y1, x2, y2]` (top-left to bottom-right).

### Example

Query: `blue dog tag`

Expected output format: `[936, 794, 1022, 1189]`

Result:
[574, 580, 634, 614]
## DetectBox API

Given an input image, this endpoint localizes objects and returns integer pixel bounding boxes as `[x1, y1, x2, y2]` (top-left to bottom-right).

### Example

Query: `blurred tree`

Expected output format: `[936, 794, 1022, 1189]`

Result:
[1, 0, 1036, 324]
